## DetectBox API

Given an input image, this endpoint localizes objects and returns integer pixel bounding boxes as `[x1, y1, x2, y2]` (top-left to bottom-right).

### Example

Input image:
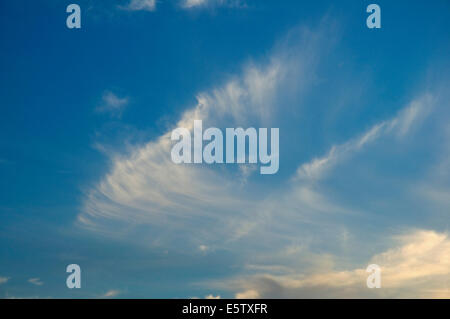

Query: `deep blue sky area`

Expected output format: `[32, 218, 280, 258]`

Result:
[0, 0, 449, 298]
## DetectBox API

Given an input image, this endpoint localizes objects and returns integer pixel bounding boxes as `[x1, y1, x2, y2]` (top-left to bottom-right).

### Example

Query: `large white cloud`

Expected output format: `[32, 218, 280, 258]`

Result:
[78, 23, 324, 247]
[231, 229, 450, 298]
[78, 19, 450, 298]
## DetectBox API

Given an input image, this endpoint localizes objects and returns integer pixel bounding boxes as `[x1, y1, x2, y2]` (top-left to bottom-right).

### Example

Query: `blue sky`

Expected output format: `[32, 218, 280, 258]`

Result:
[0, 0, 450, 298]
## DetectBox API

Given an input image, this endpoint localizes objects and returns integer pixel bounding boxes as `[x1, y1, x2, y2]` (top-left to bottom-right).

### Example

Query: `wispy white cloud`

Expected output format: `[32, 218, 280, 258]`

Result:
[96, 91, 129, 118]
[122, 0, 156, 12]
[78, 17, 450, 299]
[295, 94, 434, 181]
[181, 0, 246, 10]
[78, 23, 324, 246]
[4, 294, 52, 299]
[190, 293, 221, 299]
[182, 0, 207, 8]
[235, 289, 260, 299]
[79, 19, 440, 255]
[0, 277, 9, 285]
[101, 289, 121, 298]
[198, 244, 210, 253]
[28, 278, 44, 286]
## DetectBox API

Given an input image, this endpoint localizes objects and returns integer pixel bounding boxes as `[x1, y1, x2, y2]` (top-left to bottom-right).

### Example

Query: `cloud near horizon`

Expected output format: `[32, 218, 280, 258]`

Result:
[101, 290, 121, 298]
[231, 229, 450, 298]
[28, 278, 44, 286]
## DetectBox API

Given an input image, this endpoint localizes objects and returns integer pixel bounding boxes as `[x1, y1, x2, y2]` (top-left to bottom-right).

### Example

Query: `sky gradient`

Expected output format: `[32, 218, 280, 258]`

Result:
[1, 0, 450, 298]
